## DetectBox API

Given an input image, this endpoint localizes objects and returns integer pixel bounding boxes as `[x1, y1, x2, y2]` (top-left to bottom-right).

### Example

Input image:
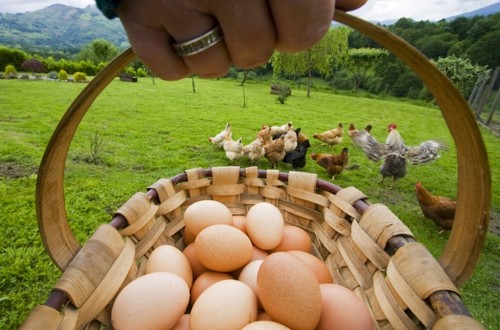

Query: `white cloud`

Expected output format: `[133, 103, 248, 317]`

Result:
[0, 0, 498, 21]
[351, 0, 500, 21]
[0, 1, 95, 14]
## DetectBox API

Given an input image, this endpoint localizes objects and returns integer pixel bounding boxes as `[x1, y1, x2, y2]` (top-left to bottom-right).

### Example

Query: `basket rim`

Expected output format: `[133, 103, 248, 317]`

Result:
[35, 10, 491, 288]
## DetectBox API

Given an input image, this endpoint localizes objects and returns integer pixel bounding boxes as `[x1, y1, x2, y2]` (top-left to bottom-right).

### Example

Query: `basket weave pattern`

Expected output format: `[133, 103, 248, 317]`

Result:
[22, 167, 482, 329]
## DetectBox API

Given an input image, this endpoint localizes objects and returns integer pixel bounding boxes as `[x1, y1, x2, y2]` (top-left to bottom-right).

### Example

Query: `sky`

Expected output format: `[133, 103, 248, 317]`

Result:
[0, 0, 499, 21]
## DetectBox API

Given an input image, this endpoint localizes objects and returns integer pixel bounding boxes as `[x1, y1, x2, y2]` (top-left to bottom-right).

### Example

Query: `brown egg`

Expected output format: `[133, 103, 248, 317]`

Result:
[232, 215, 248, 234]
[241, 320, 291, 329]
[269, 225, 312, 253]
[190, 279, 258, 329]
[238, 260, 264, 308]
[190, 271, 234, 305]
[257, 311, 274, 321]
[183, 243, 208, 279]
[111, 272, 189, 330]
[145, 245, 193, 288]
[194, 224, 253, 272]
[183, 226, 196, 245]
[171, 314, 189, 330]
[316, 284, 373, 330]
[288, 250, 333, 284]
[232, 246, 268, 278]
[183, 200, 233, 236]
[246, 202, 284, 250]
[257, 252, 322, 330]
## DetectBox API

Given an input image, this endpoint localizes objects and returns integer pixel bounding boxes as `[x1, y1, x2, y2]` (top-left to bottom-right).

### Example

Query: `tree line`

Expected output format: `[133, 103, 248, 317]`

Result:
[1, 13, 497, 101]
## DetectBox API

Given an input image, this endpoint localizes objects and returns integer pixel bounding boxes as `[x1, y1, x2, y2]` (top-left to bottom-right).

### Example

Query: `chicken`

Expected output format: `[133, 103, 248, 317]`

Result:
[313, 123, 343, 146]
[356, 123, 445, 186]
[242, 138, 265, 163]
[257, 125, 272, 146]
[283, 127, 299, 153]
[270, 121, 292, 138]
[223, 133, 243, 162]
[297, 130, 309, 144]
[311, 147, 349, 180]
[348, 123, 374, 149]
[264, 135, 286, 168]
[415, 182, 456, 231]
[284, 139, 311, 169]
[208, 123, 231, 147]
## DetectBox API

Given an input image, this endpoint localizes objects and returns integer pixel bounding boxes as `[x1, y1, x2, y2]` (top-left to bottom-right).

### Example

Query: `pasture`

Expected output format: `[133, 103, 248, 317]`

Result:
[0, 77, 499, 329]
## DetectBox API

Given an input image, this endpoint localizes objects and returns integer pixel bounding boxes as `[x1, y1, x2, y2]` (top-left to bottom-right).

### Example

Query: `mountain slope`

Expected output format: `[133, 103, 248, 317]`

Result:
[0, 4, 128, 52]
[447, 2, 500, 20]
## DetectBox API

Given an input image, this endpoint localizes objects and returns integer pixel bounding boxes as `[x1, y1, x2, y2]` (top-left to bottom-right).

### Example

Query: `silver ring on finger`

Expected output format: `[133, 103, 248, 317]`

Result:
[172, 26, 224, 57]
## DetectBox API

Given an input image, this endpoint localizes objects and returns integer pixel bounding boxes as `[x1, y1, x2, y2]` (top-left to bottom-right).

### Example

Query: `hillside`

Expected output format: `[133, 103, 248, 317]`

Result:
[447, 2, 500, 20]
[0, 4, 128, 52]
[1, 2, 499, 54]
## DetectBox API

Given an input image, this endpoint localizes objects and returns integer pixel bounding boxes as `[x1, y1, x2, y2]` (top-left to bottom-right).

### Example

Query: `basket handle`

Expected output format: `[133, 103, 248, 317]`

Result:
[36, 11, 490, 286]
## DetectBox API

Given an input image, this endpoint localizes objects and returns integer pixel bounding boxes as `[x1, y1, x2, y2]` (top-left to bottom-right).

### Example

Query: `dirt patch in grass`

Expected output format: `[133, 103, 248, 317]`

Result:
[0, 162, 38, 178]
[489, 211, 500, 236]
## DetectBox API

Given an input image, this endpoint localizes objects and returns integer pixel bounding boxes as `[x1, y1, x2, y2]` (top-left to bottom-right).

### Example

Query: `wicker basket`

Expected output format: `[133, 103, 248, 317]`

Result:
[21, 11, 490, 330]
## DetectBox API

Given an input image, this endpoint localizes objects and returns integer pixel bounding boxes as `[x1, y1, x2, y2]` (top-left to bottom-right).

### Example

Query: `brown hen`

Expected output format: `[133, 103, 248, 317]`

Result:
[264, 135, 286, 168]
[313, 123, 343, 146]
[415, 182, 456, 231]
[311, 147, 349, 180]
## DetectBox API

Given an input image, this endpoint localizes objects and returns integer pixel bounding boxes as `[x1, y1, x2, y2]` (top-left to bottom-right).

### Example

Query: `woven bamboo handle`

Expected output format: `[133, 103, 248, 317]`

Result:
[36, 11, 490, 286]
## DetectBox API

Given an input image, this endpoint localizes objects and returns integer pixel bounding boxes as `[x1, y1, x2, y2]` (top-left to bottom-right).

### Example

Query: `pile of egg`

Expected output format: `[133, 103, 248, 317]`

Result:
[111, 200, 373, 330]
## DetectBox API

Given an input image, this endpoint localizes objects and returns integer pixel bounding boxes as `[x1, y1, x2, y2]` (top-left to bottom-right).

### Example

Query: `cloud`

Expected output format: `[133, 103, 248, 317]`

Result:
[0, 0, 94, 14]
[350, 0, 499, 21]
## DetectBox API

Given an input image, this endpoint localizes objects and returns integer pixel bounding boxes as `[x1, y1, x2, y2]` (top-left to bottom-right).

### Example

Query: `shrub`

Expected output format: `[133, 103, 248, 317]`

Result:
[125, 67, 136, 77]
[0, 47, 28, 72]
[21, 59, 44, 73]
[47, 71, 58, 80]
[137, 67, 147, 77]
[226, 67, 239, 79]
[74, 72, 87, 82]
[58, 69, 68, 81]
[4, 64, 17, 76]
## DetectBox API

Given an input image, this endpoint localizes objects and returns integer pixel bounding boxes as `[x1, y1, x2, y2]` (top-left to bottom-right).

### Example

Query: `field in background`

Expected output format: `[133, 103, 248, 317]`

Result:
[0, 78, 498, 328]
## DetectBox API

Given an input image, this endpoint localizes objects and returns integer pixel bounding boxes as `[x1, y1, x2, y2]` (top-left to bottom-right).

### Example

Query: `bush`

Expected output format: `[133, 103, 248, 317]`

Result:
[0, 47, 28, 72]
[47, 71, 58, 80]
[74, 72, 87, 82]
[4, 64, 17, 76]
[137, 67, 147, 77]
[125, 67, 136, 77]
[226, 67, 239, 79]
[21, 59, 44, 73]
[58, 69, 68, 81]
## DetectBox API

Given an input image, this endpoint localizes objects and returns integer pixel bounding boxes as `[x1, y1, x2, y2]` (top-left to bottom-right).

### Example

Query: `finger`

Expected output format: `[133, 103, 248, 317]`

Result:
[161, 2, 231, 78]
[118, 0, 230, 79]
[208, 0, 275, 69]
[335, 0, 368, 11]
[117, 2, 190, 80]
[269, 0, 335, 53]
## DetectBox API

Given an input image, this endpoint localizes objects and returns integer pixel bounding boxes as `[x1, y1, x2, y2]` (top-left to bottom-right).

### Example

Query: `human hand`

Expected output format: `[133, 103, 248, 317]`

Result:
[115, 0, 367, 80]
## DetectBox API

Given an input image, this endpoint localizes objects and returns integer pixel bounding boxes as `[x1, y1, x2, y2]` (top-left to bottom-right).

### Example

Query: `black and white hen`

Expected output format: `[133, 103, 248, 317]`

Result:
[352, 123, 444, 186]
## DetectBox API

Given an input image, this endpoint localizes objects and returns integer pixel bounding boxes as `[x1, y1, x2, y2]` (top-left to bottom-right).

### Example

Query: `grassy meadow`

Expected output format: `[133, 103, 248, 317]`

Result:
[0, 77, 499, 329]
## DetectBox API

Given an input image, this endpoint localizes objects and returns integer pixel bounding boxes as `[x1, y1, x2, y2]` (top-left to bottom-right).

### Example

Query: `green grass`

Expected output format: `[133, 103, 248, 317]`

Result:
[0, 77, 499, 329]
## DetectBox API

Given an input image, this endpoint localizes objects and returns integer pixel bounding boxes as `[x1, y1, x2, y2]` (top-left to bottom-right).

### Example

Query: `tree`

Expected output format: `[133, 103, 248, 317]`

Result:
[466, 30, 500, 69]
[346, 48, 388, 94]
[271, 27, 350, 97]
[21, 59, 44, 73]
[0, 46, 28, 71]
[416, 32, 457, 59]
[433, 55, 489, 98]
[75, 39, 119, 64]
